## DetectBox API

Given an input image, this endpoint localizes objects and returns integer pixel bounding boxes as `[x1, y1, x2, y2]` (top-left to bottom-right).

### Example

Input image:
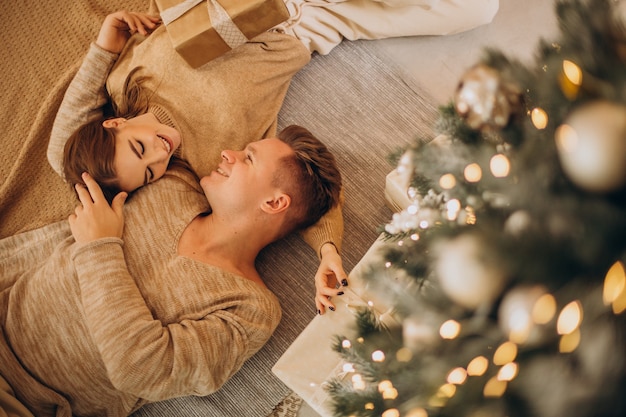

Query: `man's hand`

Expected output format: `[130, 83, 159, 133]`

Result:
[96, 11, 161, 54]
[314, 242, 349, 315]
[69, 173, 127, 244]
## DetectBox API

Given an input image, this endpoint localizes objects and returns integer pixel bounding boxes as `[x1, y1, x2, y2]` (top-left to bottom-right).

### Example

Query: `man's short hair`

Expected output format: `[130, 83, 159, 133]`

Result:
[273, 125, 342, 237]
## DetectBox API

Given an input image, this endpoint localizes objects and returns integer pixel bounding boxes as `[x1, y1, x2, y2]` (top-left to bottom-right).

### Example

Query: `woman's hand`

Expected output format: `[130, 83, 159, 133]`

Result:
[69, 173, 127, 244]
[96, 10, 161, 54]
[314, 242, 349, 315]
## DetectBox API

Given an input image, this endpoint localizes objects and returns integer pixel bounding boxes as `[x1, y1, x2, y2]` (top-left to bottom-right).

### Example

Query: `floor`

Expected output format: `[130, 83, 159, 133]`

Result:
[294, 1, 558, 416]
[374, 0, 558, 104]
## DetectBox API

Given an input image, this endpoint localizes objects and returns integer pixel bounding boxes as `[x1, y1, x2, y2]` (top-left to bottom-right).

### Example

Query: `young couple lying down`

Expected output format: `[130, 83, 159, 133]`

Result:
[0, 1, 499, 415]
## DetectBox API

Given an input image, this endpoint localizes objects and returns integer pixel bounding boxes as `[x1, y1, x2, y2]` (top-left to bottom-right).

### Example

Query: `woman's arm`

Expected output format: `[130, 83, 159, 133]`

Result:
[47, 11, 159, 177]
[47, 43, 117, 176]
[299, 193, 349, 314]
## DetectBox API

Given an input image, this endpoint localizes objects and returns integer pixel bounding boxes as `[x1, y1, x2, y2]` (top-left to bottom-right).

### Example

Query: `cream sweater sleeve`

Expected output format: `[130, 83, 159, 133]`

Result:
[47, 43, 118, 177]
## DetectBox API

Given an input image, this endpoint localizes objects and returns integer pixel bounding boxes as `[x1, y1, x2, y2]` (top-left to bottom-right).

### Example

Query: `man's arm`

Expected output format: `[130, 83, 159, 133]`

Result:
[68, 174, 278, 399]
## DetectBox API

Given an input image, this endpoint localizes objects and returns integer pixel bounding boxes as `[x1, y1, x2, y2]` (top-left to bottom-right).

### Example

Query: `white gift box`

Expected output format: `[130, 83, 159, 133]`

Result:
[385, 134, 452, 212]
[272, 238, 398, 416]
[385, 168, 412, 212]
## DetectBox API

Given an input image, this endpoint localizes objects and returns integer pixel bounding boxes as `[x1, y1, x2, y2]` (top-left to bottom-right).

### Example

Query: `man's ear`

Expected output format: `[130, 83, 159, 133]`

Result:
[102, 117, 126, 128]
[261, 193, 290, 214]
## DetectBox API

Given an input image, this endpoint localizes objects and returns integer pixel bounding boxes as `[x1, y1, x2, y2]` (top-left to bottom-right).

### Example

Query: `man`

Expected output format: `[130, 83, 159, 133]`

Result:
[0, 126, 342, 417]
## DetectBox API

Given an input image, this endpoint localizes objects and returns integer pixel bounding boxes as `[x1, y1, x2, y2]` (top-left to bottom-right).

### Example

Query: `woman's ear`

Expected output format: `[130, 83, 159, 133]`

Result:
[102, 117, 126, 128]
[261, 194, 290, 214]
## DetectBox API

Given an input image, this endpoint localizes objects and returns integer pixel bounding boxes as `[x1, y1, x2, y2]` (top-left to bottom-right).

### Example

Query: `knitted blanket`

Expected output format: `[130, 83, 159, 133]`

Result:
[0, 1, 437, 415]
[0, 0, 153, 238]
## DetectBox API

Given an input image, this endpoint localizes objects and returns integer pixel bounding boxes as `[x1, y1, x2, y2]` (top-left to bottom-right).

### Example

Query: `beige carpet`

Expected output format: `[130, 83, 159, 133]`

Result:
[0, 1, 437, 415]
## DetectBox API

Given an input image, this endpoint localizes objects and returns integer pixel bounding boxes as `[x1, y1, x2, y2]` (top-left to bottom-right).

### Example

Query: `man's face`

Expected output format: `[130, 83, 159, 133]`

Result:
[200, 138, 294, 214]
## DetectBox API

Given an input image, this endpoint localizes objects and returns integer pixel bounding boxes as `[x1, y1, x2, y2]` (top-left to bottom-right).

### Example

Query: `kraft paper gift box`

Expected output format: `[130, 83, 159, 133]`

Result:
[156, 0, 290, 68]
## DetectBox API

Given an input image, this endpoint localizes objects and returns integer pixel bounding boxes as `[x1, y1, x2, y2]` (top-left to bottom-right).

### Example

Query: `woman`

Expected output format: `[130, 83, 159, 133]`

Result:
[49, 10, 347, 314]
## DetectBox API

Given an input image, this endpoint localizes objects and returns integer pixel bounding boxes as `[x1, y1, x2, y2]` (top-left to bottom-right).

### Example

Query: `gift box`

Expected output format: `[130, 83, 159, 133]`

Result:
[156, 0, 290, 68]
[385, 134, 452, 212]
[385, 168, 413, 212]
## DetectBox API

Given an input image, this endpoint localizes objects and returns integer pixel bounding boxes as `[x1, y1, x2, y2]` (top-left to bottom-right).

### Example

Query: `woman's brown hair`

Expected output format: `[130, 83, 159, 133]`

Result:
[62, 69, 194, 203]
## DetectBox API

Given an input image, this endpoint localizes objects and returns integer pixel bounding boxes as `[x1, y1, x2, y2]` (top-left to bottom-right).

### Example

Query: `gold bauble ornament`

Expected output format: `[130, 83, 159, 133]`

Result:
[434, 233, 507, 310]
[555, 100, 626, 193]
[498, 285, 550, 345]
[454, 64, 523, 132]
[402, 315, 438, 352]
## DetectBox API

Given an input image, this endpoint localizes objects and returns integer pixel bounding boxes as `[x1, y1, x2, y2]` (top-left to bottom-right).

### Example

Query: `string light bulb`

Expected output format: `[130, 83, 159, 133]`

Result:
[559, 328, 581, 353]
[382, 409, 400, 417]
[439, 173, 456, 189]
[490, 154, 511, 177]
[560, 60, 583, 99]
[467, 356, 489, 376]
[484, 376, 507, 398]
[464, 163, 482, 182]
[603, 261, 626, 314]
[556, 300, 583, 335]
[352, 374, 365, 390]
[563, 59, 583, 85]
[532, 293, 557, 324]
[531, 107, 549, 129]
[372, 350, 386, 362]
[493, 341, 518, 365]
[447, 367, 468, 385]
[497, 362, 519, 381]
[439, 320, 461, 339]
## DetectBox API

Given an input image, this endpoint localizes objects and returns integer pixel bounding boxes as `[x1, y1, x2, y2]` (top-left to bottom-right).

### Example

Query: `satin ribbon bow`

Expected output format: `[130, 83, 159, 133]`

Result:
[160, 0, 249, 49]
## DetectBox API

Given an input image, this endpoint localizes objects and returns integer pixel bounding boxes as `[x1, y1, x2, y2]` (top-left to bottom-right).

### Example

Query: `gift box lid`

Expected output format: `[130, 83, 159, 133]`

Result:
[156, 0, 290, 68]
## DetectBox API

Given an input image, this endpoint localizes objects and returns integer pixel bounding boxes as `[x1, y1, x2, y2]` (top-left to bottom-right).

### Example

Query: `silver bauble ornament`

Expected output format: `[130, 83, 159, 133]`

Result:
[504, 210, 533, 236]
[435, 234, 507, 310]
[498, 285, 549, 345]
[555, 100, 626, 192]
[402, 315, 438, 352]
[454, 64, 523, 132]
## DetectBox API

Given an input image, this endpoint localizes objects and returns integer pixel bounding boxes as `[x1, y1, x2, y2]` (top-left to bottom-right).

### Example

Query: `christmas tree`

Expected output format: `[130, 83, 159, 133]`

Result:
[326, 0, 626, 416]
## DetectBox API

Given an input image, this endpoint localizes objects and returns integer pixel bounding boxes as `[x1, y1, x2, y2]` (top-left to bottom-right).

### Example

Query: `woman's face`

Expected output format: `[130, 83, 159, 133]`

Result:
[103, 113, 182, 192]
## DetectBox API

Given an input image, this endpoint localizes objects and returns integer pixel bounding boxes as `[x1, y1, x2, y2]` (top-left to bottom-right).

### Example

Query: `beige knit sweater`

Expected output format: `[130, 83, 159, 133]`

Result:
[48, 28, 343, 256]
[0, 169, 282, 417]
